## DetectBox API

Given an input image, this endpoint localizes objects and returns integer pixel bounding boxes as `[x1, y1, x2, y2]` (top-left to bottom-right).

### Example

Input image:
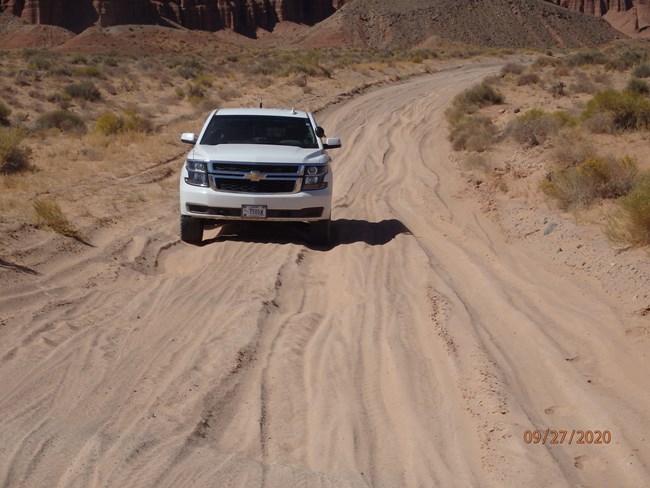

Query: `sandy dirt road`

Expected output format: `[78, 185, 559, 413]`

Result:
[1, 63, 649, 488]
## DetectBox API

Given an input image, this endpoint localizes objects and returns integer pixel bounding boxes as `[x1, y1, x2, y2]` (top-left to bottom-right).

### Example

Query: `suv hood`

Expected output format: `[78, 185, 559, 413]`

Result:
[189, 144, 328, 164]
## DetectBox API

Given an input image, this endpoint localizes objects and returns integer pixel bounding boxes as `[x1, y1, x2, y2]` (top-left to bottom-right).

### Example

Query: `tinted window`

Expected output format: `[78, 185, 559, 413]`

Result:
[200, 115, 318, 148]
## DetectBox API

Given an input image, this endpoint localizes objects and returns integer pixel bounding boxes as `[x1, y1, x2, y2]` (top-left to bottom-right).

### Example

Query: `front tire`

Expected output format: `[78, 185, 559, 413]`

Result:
[180, 215, 203, 243]
[310, 218, 331, 245]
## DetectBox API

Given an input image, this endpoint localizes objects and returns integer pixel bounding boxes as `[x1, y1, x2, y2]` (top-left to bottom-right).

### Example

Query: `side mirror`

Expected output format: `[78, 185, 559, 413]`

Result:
[316, 126, 325, 138]
[323, 137, 341, 149]
[181, 132, 197, 144]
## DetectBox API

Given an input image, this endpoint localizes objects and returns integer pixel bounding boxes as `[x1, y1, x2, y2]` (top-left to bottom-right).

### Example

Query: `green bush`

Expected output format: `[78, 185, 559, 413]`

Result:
[582, 89, 650, 131]
[506, 109, 561, 146]
[34, 110, 86, 133]
[632, 64, 650, 78]
[63, 80, 101, 101]
[611, 172, 650, 245]
[0, 127, 32, 174]
[95, 109, 152, 135]
[541, 156, 638, 209]
[627, 78, 649, 95]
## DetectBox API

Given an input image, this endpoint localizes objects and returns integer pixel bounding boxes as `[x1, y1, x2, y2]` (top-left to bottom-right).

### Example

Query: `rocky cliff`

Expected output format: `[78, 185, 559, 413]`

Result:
[547, 0, 650, 34]
[0, 0, 350, 34]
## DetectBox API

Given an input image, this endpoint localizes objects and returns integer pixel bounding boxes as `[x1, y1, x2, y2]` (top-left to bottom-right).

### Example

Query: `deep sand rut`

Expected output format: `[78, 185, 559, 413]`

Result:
[1, 64, 649, 488]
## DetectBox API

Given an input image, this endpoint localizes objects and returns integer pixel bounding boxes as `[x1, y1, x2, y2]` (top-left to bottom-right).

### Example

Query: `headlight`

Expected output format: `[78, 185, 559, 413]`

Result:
[302, 165, 328, 190]
[185, 159, 209, 187]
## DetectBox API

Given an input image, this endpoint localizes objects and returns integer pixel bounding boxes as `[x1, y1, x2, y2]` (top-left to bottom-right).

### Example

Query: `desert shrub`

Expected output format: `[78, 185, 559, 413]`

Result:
[177, 58, 203, 79]
[28, 53, 52, 71]
[627, 78, 649, 95]
[449, 115, 498, 152]
[448, 81, 504, 119]
[564, 49, 607, 67]
[174, 87, 185, 99]
[49, 65, 73, 77]
[541, 155, 638, 209]
[34, 110, 86, 133]
[506, 109, 561, 146]
[219, 87, 241, 101]
[517, 73, 540, 86]
[186, 82, 205, 99]
[33, 198, 84, 239]
[533, 56, 561, 68]
[63, 80, 101, 101]
[605, 47, 647, 71]
[70, 53, 87, 65]
[95, 109, 152, 135]
[0, 101, 10, 123]
[608, 172, 650, 246]
[632, 64, 650, 78]
[74, 65, 101, 77]
[193, 73, 214, 87]
[0, 127, 32, 174]
[582, 112, 617, 134]
[582, 89, 650, 131]
[552, 128, 596, 165]
[501, 63, 525, 76]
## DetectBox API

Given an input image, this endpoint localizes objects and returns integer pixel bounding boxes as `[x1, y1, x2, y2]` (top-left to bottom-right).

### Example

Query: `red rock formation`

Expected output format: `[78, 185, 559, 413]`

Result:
[547, 0, 647, 16]
[0, 0, 347, 34]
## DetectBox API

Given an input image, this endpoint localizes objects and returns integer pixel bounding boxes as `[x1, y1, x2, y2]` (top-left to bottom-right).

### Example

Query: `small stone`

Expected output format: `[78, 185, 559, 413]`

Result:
[514, 107, 521, 113]
[557, 247, 563, 253]
[544, 222, 557, 235]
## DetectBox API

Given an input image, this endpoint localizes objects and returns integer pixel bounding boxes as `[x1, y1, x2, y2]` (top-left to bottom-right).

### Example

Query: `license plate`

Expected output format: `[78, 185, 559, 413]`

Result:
[241, 205, 267, 219]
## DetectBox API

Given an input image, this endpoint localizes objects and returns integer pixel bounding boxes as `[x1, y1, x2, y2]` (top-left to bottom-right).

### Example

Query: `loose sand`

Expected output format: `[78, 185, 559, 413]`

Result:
[1, 63, 649, 487]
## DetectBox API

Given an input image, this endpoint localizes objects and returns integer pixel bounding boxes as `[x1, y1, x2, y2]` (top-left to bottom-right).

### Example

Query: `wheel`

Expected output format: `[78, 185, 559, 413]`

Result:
[310, 219, 331, 245]
[180, 215, 204, 243]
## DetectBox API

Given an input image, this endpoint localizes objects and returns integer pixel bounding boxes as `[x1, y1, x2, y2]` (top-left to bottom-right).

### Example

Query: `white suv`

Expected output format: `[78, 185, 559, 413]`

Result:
[179, 108, 341, 244]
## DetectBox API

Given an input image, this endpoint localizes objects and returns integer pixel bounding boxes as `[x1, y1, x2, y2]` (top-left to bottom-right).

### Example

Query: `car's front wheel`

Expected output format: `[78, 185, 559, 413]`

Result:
[310, 218, 331, 245]
[180, 215, 204, 243]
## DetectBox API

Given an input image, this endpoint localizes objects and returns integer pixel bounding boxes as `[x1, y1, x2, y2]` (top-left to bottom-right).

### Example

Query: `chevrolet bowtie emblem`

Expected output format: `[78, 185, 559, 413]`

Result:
[244, 171, 266, 181]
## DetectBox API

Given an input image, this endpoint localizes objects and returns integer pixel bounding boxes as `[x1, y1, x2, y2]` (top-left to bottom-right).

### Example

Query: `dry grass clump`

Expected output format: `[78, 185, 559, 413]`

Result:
[541, 155, 638, 209]
[34, 110, 86, 133]
[0, 127, 32, 174]
[582, 89, 650, 132]
[33, 198, 84, 240]
[607, 172, 650, 246]
[95, 109, 153, 135]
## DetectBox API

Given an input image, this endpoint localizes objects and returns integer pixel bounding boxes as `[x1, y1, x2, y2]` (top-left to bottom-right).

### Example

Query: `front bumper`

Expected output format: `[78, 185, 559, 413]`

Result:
[179, 179, 332, 222]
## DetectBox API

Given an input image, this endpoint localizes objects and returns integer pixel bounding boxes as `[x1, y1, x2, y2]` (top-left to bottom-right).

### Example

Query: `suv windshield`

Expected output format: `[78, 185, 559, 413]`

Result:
[200, 115, 319, 148]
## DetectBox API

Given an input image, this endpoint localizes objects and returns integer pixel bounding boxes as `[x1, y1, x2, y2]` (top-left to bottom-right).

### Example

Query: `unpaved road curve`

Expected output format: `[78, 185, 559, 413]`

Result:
[1, 64, 649, 488]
